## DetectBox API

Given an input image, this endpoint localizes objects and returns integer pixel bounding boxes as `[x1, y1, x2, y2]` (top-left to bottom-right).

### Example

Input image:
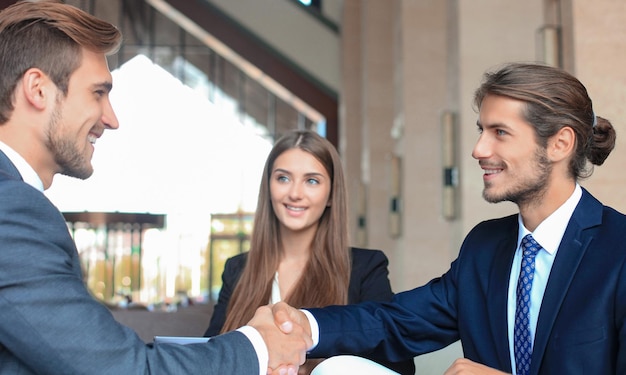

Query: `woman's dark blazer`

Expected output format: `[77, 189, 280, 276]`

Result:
[203, 247, 415, 375]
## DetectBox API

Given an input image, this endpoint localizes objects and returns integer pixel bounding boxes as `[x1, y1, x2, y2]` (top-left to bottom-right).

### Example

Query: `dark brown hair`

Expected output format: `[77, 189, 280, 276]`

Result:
[0, 0, 122, 124]
[474, 62, 616, 179]
[222, 130, 351, 332]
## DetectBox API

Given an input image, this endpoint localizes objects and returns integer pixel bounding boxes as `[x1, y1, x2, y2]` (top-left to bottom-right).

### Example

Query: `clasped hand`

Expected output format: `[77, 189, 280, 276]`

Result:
[247, 302, 313, 375]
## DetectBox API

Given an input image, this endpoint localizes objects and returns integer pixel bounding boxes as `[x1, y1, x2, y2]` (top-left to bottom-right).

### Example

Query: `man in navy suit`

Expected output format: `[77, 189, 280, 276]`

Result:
[270, 62, 625, 375]
[0, 2, 309, 374]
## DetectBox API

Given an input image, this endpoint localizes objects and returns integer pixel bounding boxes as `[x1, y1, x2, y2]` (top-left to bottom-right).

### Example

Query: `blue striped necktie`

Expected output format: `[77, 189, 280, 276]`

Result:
[514, 234, 541, 375]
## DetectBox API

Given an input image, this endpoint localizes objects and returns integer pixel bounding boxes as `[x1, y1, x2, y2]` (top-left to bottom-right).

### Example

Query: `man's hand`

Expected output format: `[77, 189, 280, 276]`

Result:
[271, 302, 312, 338]
[266, 302, 314, 375]
[444, 358, 511, 375]
[248, 304, 312, 374]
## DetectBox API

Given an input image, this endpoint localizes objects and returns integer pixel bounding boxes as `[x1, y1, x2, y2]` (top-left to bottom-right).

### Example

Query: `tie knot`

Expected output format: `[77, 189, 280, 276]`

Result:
[521, 234, 541, 256]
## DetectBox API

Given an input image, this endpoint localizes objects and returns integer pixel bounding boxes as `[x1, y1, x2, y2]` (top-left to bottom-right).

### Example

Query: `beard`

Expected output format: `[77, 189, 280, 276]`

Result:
[45, 99, 94, 180]
[482, 147, 552, 206]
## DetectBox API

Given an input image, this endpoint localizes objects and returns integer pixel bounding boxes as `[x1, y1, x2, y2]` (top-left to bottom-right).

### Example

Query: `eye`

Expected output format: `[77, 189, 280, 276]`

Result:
[495, 129, 508, 136]
[306, 178, 320, 185]
[276, 175, 290, 183]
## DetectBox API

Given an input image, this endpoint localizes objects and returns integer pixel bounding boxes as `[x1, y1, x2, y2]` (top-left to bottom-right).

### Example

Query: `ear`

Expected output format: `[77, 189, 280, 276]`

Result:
[20, 68, 52, 111]
[548, 126, 575, 162]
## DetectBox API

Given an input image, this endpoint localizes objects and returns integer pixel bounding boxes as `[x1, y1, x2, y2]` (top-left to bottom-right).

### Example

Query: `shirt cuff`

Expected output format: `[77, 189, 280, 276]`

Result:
[237, 325, 268, 375]
[301, 309, 319, 350]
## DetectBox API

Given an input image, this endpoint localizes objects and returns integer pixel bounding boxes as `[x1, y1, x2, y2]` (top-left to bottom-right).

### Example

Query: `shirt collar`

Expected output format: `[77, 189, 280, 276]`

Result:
[517, 183, 583, 254]
[0, 140, 44, 192]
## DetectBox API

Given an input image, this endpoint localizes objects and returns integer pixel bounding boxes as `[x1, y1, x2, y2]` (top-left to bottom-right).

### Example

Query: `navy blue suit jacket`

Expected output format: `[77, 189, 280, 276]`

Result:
[205, 248, 415, 374]
[308, 189, 626, 374]
[0, 151, 259, 374]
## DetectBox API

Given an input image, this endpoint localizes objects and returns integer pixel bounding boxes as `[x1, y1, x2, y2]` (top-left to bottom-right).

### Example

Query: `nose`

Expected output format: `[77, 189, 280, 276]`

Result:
[472, 133, 491, 160]
[102, 98, 119, 130]
[288, 182, 303, 200]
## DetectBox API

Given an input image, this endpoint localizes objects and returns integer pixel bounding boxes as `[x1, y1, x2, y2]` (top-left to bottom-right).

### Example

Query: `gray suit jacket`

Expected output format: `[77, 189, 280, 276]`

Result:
[0, 151, 259, 374]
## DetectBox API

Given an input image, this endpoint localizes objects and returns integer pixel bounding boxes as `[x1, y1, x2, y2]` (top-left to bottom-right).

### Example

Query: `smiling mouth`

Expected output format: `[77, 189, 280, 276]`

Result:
[483, 168, 502, 175]
[88, 131, 103, 144]
[479, 161, 504, 176]
[286, 205, 305, 211]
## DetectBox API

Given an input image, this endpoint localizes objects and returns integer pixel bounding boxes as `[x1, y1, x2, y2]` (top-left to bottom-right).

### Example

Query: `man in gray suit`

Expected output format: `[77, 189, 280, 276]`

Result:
[0, 2, 310, 374]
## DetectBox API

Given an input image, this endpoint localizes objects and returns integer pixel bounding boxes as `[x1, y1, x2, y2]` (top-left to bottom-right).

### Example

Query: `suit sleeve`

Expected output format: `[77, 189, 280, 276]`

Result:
[348, 249, 416, 375]
[308, 256, 461, 362]
[0, 180, 260, 374]
[204, 255, 244, 337]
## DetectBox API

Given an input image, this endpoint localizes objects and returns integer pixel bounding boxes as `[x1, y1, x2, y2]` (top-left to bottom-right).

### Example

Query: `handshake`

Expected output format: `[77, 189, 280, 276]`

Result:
[248, 302, 313, 375]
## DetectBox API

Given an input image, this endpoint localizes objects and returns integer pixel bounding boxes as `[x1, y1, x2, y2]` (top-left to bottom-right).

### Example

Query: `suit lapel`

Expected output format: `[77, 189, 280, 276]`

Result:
[0, 149, 22, 180]
[487, 217, 518, 371]
[530, 189, 602, 374]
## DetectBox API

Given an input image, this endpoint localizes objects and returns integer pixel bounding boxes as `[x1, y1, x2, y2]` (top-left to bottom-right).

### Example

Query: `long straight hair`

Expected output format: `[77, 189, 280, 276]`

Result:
[221, 130, 351, 332]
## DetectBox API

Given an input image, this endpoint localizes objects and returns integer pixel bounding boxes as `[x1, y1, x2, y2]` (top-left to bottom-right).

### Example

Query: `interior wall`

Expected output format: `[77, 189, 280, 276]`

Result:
[392, 0, 461, 290]
[340, 0, 365, 248]
[571, 0, 626, 210]
[359, 0, 397, 279]
[456, 0, 545, 238]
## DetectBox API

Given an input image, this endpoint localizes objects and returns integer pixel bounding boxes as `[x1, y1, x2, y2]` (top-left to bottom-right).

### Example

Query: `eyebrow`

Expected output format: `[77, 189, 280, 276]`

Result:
[304, 172, 326, 178]
[93, 82, 113, 93]
[476, 120, 513, 131]
[273, 168, 326, 178]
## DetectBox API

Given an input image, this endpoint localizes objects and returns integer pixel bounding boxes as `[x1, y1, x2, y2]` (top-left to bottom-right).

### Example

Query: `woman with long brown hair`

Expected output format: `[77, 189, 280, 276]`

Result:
[203, 129, 414, 374]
